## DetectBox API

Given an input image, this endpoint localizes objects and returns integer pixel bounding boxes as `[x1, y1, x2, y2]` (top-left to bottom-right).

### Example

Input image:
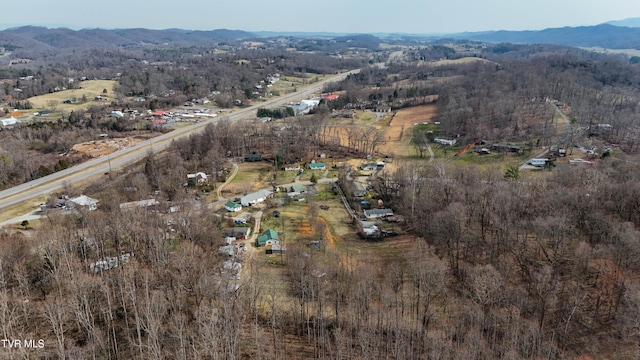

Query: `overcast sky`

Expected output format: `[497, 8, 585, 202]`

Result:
[1, 0, 639, 34]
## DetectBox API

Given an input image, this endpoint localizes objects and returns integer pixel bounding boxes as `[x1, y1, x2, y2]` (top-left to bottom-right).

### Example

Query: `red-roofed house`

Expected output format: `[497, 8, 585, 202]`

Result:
[152, 110, 166, 117]
[325, 94, 339, 101]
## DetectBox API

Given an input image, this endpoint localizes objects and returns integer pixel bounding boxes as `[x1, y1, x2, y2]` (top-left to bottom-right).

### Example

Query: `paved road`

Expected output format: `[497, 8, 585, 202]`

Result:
[0, 69, 360, 216]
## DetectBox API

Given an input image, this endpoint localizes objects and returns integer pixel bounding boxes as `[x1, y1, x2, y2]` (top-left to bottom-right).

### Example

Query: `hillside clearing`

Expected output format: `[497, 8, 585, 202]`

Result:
[28, 80, 117, 112]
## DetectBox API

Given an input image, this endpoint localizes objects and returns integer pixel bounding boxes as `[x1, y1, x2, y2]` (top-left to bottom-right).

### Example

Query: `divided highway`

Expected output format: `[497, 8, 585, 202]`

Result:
[0, 69, 360, 213]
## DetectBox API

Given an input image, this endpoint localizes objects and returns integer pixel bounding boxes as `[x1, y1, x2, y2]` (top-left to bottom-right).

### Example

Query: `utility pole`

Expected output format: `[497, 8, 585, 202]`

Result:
[108, 154, 112, 180]
[280, 214, 285, 263]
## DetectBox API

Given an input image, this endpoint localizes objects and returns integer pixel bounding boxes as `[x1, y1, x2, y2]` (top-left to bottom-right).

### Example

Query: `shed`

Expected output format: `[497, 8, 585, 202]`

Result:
[266, 244, 286, 254]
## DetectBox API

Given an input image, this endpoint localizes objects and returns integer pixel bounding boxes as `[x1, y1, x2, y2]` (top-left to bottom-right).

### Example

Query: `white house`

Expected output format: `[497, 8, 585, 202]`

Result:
[241, 189, 272, 207]
[187, 172, 208, 184]
[284, 163, 301, 171]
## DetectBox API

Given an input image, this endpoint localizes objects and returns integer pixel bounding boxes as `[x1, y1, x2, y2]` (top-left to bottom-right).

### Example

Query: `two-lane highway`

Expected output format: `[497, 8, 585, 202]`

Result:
[0, 69, 360, 214]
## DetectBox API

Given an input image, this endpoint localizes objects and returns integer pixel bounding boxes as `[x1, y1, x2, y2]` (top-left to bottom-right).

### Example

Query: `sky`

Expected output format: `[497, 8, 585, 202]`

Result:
[1, 0, 640, 34]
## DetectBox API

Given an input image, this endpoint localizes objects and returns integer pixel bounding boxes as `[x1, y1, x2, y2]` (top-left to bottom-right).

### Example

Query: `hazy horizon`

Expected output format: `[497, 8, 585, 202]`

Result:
[2, 0, 639, 34]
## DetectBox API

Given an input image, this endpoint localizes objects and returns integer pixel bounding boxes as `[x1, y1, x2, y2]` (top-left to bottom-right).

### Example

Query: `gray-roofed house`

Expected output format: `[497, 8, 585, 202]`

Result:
[241, 189, 272, 207]
[363, 208, 394, 220]
[224, 227, 252, 240]
[68, 195, 99, 211]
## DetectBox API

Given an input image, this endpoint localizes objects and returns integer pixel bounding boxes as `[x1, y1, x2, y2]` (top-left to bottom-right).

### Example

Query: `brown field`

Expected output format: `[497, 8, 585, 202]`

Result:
[378, 104, 438, 157]
[71, 137, 145, 158]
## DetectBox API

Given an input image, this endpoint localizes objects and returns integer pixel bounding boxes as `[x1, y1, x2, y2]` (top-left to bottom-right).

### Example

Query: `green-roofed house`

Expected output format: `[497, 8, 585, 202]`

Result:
[257, 229, 279, 247]
[224, 201, 242, 212]
[308, 162, 326, 170]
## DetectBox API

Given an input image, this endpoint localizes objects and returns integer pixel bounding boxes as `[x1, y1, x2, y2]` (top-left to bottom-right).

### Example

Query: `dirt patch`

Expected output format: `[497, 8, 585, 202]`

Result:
[315, 216, 335, 248]
[299, 220, 312, 234]
[279, 210, 336, 249]
[71, 137, 144, 158]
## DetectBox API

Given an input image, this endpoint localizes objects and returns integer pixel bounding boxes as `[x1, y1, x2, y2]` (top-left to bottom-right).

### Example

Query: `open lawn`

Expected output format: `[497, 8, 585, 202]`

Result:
[275, 170, 298, 185]
[353, 110, 377, 124]
[299, 169, 324, 182]
[28, 80, 117, 113]
[226, 162, 272, 194]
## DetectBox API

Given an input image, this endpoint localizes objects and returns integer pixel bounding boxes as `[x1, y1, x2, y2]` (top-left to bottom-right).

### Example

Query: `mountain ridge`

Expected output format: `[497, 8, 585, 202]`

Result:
[1, 22, 640, 51]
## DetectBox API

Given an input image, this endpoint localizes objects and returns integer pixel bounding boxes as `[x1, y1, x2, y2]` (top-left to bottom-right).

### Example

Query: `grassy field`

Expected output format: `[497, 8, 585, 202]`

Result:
[275, 170, 298, 185]
[226, 162, 273, 194]
[28, 80, 117, 113]
[298, 170, 324, 182]
[353, 110, 377, 123]
[0, 195, 47, 223]
[270, 74, 331, 96]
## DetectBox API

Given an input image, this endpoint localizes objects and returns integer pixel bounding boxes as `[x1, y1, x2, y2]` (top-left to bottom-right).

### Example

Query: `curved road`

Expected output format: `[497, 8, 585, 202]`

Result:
[0, 69, 360, 215]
